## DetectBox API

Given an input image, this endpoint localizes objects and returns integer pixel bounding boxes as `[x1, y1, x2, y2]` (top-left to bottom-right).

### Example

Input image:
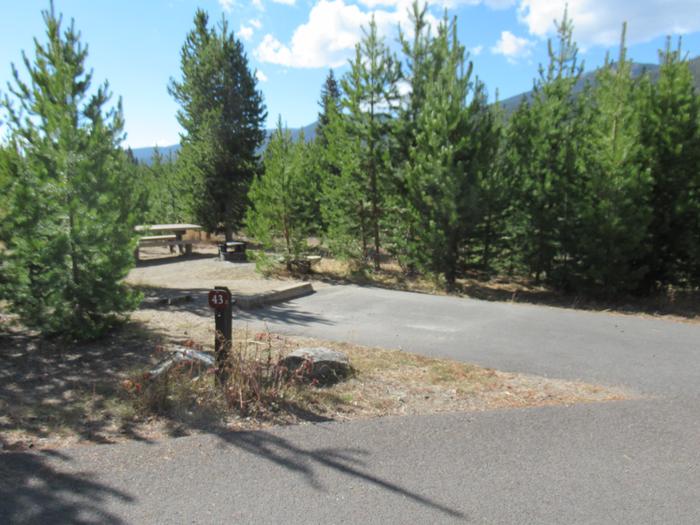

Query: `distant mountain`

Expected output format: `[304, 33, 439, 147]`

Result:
[130, 57, 700, 164]
[130, 121, 318, 165]
[129, 143, 180, 164]
[499, 57, 700, 114]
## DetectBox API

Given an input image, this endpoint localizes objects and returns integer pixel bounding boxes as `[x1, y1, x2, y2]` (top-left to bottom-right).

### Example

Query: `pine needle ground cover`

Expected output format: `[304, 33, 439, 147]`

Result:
[1, 301, 630, 451]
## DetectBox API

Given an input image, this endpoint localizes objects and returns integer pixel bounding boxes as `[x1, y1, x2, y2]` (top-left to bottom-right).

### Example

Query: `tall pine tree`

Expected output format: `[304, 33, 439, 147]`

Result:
[638, 37, 700, 290]
[339, 17, 401, 269]
[506, 9, 586, 287]
[399, 16, 495, 288]
[169, 10, 266, 241]
[0, 3, 140, 339]
[246, 118, 316, 266]
[576, 24, 652, 294]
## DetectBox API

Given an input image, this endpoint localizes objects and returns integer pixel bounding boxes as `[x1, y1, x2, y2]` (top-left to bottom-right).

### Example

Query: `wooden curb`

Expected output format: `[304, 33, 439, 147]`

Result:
[233, 282, 314, 309]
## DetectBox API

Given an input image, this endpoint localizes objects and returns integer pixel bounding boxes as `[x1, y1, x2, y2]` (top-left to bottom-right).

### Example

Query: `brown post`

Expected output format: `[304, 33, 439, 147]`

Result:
[208, 286, 233, 384]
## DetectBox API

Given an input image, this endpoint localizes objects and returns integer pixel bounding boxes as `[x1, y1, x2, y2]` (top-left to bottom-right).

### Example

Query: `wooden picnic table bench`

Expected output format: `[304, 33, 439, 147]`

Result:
[134, 224, 202, 260]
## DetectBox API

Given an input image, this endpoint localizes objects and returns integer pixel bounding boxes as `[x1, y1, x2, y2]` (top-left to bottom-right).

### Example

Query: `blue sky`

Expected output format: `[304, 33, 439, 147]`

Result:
[1, 0, 699, 148]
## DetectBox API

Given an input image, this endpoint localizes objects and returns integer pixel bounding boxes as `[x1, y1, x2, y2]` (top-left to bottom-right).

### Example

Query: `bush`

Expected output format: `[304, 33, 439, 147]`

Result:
[126, 333, 315, 421]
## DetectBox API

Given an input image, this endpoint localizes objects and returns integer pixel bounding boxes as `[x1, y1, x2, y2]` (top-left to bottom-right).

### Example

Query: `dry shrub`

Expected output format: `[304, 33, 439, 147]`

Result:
[122, 361, 223, 422]
[124, 331, 316, 422]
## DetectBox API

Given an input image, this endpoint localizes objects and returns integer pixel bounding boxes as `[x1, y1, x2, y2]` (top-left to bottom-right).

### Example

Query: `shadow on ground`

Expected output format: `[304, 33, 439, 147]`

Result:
[210, 427, 466, 520]
[0, 278, 462, 521]
[137, 285, 333, 328]
[459, 280, 700, 320]
[235, 302, 333, 327]
[0, 449, 133, 524]
[134, 251, 215, 268]
[0, 322, 161, 448]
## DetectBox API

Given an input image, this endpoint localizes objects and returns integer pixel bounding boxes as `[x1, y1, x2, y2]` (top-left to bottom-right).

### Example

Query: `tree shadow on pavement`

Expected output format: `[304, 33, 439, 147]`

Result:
[0, 449, 133, 524]
[235, 303, 333, 327]
[137, 286, 334, 328]
[211, 428, 467, 521]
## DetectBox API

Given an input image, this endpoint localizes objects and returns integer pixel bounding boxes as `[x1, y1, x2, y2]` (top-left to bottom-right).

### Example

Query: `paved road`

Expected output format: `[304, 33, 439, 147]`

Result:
[3, 285, 700, 524]
[239, 285, 700, 397]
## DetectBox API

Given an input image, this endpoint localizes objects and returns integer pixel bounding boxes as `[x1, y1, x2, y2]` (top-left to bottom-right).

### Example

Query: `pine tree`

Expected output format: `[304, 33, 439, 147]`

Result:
[0, 3, 140, 339]
[575, 24, 652, 294]
[638, 37, 700, 290]
[309, 71, 342, 234]
[462, 85, 505, 274]
[338, 17, 401, 269]
[320, 107, 367, 262]
[169, 10, 266, 241]
[316, 69, 341, 148]
[399, 15, 476, 287]
[506, 9, 586, 287]
[386, 0, 434, 270]
[246, 118, 315, 266]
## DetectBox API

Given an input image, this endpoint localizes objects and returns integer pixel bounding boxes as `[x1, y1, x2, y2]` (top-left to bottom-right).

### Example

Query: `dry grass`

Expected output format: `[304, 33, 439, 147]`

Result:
[0, 309, 631, 451]
[117, 329, 630, 437]
[268, 337, 630, 421]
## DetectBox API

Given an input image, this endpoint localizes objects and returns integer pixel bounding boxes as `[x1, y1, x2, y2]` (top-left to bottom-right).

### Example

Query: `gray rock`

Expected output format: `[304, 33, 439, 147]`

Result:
[281, 347, 351, 384]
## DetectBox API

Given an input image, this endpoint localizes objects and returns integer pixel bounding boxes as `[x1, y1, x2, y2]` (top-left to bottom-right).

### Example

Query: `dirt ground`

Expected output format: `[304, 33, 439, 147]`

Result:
[127, 243, 301, 296]
[1, 253, 633, 451]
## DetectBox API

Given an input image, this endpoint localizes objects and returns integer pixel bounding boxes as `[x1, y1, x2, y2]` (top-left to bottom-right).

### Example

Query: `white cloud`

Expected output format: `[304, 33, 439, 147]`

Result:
[272, 0, 296, 4]
[484, 0, 515, 8]
[219, 0, 235, 12]
[252, 0, 264, 10]
[470, 44, 484, 56]
[239, 25, 254, 40]
[255, 0, 367, 68]
[491, 30, 534, 62]
[250, 18, 262, 29]
[256, 70, 268, 82]
[255, 0, 437, 69]
[517, 0, 700, 47]
[360, 0, 513, 8]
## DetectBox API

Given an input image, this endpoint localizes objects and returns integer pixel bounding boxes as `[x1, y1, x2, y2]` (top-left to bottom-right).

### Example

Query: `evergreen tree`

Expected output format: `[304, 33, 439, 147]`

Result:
[0, 4, 140, 339]
[316, 69, 341, 148]
[169, 10, 266, 240]
[462, 86, 505, 274]
[399, 16, 481, 287]
[139, 147, 185, 224]
[576, 24, 652, 293]
[338, 17, 401, 269]
[309, 71, 342, 233]
[638, 37, 700, 290]
[320, 106, 367, 262]
[506, 9, 586, 287]
[246, 119, 315, 266]
[386, 0, 434, 269]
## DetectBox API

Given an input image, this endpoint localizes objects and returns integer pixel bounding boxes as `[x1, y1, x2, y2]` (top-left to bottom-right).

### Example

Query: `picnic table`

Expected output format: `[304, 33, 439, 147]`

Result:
[134, 223, 202, 259]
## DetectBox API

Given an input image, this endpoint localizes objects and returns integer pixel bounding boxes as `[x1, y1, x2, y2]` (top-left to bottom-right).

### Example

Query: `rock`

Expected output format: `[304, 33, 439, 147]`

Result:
[281, 347, 350, 384]
[148, 345, 215, 379]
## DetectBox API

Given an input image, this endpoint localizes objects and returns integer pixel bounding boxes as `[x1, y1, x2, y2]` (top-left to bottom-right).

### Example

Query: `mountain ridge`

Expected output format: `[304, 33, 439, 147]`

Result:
[130, 121, 317, 165]
[130, 57, 700, 165]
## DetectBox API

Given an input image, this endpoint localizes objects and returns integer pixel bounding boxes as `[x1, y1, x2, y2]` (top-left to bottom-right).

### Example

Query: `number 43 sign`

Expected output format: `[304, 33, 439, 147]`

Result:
[208, 288, 231, 309]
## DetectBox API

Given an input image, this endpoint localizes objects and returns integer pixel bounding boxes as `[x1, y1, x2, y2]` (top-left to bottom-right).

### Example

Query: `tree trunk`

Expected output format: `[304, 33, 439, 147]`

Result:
[224, 199, 233, 242]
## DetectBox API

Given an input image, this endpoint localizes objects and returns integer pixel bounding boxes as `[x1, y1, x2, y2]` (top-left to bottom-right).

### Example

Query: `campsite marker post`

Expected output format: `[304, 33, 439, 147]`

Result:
[208, 286, 233, 384]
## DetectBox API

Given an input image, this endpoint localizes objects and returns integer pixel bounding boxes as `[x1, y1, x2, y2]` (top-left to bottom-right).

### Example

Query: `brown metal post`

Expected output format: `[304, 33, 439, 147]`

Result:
[209, 286, 233, 385]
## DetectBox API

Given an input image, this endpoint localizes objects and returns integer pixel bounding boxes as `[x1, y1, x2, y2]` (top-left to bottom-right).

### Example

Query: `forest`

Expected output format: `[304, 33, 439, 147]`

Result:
[141, 6, 700, 296]
[1, 2, 700, 339]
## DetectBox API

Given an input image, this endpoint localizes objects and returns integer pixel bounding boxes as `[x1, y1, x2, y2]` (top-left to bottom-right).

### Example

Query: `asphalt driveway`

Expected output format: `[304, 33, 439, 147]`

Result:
[3, 285, 699, 524]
